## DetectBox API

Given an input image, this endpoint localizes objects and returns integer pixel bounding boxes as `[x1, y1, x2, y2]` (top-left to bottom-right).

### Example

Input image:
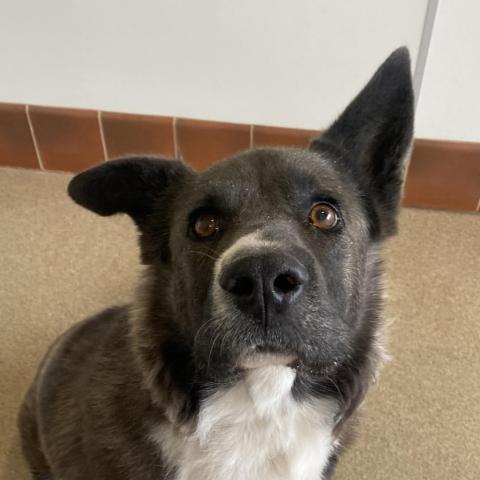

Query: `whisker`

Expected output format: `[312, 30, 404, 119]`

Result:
[200, 245, 222, 257]
[193, 318, 216, 348]
[206, 329, 222, 374]
[325, 375, 346, 406]
[187, 250, 219, 261]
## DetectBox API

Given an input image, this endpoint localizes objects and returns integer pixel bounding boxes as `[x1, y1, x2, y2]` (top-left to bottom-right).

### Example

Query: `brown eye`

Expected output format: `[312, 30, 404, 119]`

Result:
[309, 203, 339, 230]
[193, 212, 219, 238]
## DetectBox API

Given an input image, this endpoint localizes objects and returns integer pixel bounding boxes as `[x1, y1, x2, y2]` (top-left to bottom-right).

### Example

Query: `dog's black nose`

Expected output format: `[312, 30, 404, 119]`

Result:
[219, 254, 308, 321]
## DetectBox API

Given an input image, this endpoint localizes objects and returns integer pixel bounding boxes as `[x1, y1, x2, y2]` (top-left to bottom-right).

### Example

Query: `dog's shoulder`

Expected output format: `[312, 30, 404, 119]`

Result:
[34, 306, 130, 420]
[32, 305, 171, 477]
[37, 306, 130, 388]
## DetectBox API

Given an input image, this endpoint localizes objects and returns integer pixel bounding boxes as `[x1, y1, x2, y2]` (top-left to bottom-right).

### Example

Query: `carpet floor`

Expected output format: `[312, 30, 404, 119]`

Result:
[1, 167, 479, 479]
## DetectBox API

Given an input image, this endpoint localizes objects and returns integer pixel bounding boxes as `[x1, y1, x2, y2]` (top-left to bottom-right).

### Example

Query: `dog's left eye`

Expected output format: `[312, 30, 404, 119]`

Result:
[309, 203, 339, 230]
[192, 211, 220, 239]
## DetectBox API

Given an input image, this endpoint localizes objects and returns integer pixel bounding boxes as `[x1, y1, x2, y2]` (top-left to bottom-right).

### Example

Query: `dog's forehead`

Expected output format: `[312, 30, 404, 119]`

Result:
[188, 148, 346, 205]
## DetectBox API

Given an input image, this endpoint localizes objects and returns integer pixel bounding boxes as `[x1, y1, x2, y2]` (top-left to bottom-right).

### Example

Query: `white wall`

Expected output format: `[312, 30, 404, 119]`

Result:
[416, 0, 480, 142]
[0, 0, 427, 130]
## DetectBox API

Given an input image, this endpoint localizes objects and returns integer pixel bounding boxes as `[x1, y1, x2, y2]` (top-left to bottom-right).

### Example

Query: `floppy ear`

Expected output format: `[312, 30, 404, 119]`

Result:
[311, 47, 414, 238]
[68, 156, 191, 229]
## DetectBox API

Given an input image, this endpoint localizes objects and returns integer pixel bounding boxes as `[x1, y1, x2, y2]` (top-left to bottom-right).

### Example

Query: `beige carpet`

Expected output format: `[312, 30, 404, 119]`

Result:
[1, 167, 479, 479]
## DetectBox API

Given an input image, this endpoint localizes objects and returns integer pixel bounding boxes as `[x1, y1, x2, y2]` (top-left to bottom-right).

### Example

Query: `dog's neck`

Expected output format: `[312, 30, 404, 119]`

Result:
[150, 363, 338, 480]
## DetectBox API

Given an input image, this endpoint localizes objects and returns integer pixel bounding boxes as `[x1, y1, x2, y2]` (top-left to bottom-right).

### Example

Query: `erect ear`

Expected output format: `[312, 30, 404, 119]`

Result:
[68, 156, 191, 229]
[311, 47, 414, 238]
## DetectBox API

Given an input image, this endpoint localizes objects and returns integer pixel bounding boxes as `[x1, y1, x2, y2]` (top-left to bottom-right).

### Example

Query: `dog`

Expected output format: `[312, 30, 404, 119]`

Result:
[18, 47, 414, 480]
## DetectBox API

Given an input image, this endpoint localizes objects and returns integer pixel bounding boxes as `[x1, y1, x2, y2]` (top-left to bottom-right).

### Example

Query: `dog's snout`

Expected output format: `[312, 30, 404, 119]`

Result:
[219, 254, 308, 321]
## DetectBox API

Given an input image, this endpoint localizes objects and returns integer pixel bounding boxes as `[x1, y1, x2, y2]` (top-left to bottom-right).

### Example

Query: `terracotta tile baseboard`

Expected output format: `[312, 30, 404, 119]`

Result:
[0, 103, 39, 169]
[403, 139, 480, 211]
[0, 102, 478, 212]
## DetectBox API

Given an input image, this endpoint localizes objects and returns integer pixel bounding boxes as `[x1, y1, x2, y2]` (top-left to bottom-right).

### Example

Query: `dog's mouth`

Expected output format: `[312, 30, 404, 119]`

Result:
[240, 352, 297, 370]
[239, 344, 297, 370]
[238, 343, 339, 377]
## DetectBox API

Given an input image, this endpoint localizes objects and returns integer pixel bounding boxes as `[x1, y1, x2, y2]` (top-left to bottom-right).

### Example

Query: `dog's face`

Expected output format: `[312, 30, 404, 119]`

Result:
[166, 149, 370, 379]
[69, 48, 413, 387]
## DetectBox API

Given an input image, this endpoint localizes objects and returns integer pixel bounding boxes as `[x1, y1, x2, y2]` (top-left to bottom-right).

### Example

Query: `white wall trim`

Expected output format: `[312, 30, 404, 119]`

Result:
[413, 0, 439, 107]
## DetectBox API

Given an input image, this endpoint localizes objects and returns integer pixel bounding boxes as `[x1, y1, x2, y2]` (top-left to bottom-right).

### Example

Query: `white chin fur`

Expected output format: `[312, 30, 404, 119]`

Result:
[240, 352, 297, 369]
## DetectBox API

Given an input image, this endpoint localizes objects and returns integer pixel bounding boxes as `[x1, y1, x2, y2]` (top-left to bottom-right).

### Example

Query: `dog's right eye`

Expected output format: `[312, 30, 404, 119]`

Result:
[191, 211, 220, 239]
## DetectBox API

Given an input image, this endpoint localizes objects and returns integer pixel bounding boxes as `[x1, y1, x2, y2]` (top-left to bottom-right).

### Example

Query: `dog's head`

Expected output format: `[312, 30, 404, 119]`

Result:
[69, 48, 413, 400]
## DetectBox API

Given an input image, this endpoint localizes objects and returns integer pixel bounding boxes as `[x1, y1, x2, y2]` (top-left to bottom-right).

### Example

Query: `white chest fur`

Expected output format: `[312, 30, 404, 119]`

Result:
[151, 365, 337, 480]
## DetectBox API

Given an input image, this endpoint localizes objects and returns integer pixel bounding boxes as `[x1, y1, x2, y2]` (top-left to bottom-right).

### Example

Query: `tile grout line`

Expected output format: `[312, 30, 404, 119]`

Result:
[97, 111, 109, 161]
[249, 125, 254, 149]
[25, 104, 45, 171]
[173, 117, 179, 159]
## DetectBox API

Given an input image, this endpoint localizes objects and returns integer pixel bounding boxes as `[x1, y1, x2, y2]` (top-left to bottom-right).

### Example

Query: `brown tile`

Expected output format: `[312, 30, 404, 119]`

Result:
[29, 105, 104, 172]
[253, 125, 317, 149]
[403, 139, 480, 211]
[101, 111, 175, 159]
[176, 118, 250, 170]
[0, 103, 39, 169]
